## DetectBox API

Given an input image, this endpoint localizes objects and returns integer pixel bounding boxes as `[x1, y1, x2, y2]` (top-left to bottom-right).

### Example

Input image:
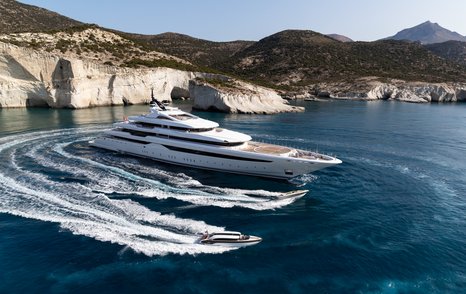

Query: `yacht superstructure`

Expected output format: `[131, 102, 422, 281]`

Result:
[90, 97, 341, 180]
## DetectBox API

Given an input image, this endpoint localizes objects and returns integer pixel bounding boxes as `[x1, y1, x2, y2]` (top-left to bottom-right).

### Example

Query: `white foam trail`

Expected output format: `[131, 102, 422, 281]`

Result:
[0, 170, 232, 255]
[0, 128, 236, 256]
[290, 174, 318, 186]
[0, 127, 303, 256]
[120, 160, 286, 197]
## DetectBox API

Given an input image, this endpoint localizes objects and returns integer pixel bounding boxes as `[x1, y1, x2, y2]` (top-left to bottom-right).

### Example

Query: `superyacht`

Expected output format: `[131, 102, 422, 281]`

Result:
[90, 94, 342, 180]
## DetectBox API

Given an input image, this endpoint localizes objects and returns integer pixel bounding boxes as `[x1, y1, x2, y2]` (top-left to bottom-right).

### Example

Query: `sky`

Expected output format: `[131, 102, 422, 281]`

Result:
[20, 0, 466, 42]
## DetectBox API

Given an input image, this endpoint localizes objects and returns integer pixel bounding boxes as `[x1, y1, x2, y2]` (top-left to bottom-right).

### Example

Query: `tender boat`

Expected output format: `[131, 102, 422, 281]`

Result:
[199, 231, 262, 247]
[90, 93, 341, 180]
[246, 189, 309, 200]
[276, 189, 309, 199]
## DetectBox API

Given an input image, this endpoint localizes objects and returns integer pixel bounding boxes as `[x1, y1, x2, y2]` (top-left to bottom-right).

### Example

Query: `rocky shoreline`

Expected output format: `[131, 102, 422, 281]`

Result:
[282, 79, 466, 103]
[190, 78, 303, 114]
[1, 40, 465, 114]
[0, 40, 304, 114]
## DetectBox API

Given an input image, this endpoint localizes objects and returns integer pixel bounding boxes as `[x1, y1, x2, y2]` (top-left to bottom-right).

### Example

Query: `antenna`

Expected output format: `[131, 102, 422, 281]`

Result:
[149, 87, 166, 110]
[150, 88, 156, 104]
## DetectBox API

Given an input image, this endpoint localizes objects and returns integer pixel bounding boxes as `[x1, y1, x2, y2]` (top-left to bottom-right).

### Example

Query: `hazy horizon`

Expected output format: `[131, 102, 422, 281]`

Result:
[18, 0, 466, 42]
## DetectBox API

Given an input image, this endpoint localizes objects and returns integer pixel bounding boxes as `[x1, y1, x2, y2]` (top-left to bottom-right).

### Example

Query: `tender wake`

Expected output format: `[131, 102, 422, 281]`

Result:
[0, 127, 301, 256]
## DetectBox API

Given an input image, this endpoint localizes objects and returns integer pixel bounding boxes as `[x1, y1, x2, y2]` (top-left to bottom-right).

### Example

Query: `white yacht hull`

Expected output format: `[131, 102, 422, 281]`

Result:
[90, 136, 340, 180]
[198, 232, 262, 247]
[201, 238, 262, 247]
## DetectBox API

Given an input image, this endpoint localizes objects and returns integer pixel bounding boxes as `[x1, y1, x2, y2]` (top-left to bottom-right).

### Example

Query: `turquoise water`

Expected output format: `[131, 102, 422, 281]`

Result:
[0, 101, 465, 293]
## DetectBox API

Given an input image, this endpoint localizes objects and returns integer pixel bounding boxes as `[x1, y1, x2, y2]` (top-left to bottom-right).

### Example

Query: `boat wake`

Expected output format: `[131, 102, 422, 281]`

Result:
[0, 127, 302, 256]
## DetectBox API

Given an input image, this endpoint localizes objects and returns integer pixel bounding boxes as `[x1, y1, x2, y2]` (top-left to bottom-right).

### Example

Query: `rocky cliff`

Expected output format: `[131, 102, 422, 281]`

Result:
[365, 82, 466, 102]
[0, 41, 200, 108]
[301, 79, 466, 103]
[189, 78, 304, 114]
[0, 41, 298, 114]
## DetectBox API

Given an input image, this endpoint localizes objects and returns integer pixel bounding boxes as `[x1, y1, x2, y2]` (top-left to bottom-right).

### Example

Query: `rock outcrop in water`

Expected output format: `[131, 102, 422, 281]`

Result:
[189, 78, 304, 114]
[299, 79, 466, 103]
[365, 83, 466, 102]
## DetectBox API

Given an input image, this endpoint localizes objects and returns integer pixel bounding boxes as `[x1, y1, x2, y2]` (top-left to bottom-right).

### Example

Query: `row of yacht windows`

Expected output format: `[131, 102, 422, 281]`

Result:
[117, 129, 244, 147]
[135, 122, 213, 133]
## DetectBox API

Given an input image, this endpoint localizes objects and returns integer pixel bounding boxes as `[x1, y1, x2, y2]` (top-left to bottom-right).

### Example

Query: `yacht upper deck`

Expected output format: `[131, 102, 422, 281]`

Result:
[242, 141, 335, 161]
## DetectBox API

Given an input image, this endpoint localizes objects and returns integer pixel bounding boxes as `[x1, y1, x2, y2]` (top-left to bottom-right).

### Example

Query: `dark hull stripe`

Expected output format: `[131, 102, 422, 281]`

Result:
[162, 145, 272, 163]
[111, 135, 151, 145]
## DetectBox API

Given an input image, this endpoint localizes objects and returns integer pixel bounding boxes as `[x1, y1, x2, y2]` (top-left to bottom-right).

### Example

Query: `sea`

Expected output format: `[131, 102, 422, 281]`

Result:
[0, 100, 465, 293]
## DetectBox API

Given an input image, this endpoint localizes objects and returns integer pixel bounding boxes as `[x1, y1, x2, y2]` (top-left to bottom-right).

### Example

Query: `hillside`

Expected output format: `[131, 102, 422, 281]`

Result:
[1, 1, 466, 103]
[385, 21, 466, 44]
[425, 40, 466, 66]
[0, 26, 198, 70]
[215, 30, 466, 88]
[127, 32, 254, 67]
[0, 0, 82, 33]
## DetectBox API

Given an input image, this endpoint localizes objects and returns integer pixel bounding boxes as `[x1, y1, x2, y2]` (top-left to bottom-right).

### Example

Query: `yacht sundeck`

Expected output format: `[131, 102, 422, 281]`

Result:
[90, 94, 342, 180]
[199, 231, 262, 247]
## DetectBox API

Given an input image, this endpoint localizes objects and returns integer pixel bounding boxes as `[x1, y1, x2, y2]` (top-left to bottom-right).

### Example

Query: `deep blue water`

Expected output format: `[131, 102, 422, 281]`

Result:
[1, 100, 465, 293]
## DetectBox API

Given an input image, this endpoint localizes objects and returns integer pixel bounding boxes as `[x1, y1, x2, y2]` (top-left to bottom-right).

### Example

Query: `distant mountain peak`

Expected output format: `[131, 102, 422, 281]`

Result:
[326, 34, 353, 42]
[386, 21, 466, 44]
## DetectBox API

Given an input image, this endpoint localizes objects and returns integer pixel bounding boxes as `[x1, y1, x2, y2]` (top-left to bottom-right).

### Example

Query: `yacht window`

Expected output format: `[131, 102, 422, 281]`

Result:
[163, 145, 272, 162]
[189, 128, 215, 133]
[110, 136, 150, 144]
[118, 128, 242, 146]
[121, 129, 148, 137]
[170, 126, 189, 131]
[169, 136, 244, 146]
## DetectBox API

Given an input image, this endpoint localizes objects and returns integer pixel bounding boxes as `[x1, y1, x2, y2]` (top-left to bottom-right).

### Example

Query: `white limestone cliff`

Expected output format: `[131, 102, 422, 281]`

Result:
[314, 79, 466, 103]
[0, 41, 297, 114]
[189, 78, 304, 114]
[366, 83, 466, 102]
[0, 41, 198, 108]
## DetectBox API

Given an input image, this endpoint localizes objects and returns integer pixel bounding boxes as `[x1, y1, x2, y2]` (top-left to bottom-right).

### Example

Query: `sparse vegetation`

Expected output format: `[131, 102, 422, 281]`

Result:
[122, 29, 466, 88]
[216, 31, 466, 85]
[125, 32, 254, 67]
[2, 0, 466, 91]
[426, 41, 466, 66]
[55, 38, 73, 53]
[194, 77, 239, 90]
[0, 0, 82, 34]
[122, 58, 198, 71]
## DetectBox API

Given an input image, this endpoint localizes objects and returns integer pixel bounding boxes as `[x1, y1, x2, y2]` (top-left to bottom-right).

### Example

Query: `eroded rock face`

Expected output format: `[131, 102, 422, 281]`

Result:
[0, 42, 198, 108]
[314, 80, 466, 103]
[366, 83, 463, 102]
[0, 42, 299, 114]
[189, 79, 304, 114]
[170, 86, 190, 100]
